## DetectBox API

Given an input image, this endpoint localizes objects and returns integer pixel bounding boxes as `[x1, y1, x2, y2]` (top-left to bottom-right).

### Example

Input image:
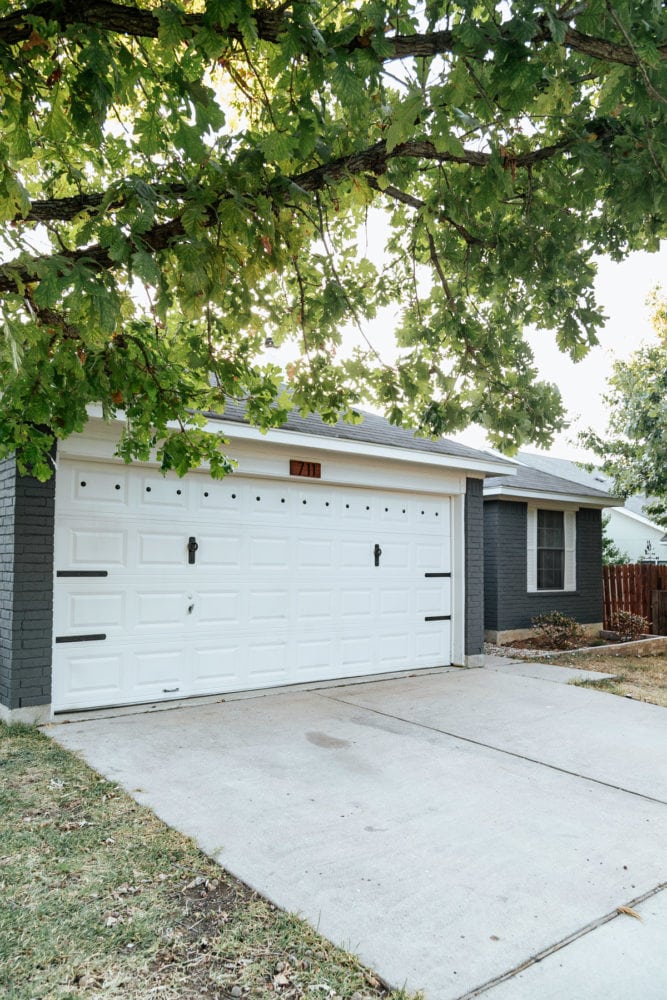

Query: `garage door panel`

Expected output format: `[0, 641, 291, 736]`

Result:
[136, 591, 189, 627]
[415, 626, 450, 663]
[139, 476, 189, 509]
[196, 483, 242, 514]
[341, 589, 373, 621]
[416, 584, 451, 616]
[381, 542, 411, 570]
[416, 542, 449, 573]
[378, 632, 412, 666]
[297, 589, 335, 621]
[138, 532, 188, 567]
[191, 642, 244, 691]
[55, 650, 125, 705]
[250, 535, 291, 568]
[54, 460, 454, 711]
[64, 527, 128, 567]
[380, 503, 410, 524]
[296, 537, 334, 569]
[340, 539, 373, 570]
[131, 648, 185, 694]
[341, 500, 373, 521]
[198, 534, 242, 568]
[248, 590, 289, 624]
[250, 485, 291, 514]
[196, 591, 240, 624]
[341, 636, 373, 669]
[71, 467, 129, 505]
[298, 489, 334, 517]
[380, 588, 411, 616]
[296, 638, 334, 673]
[64, 591, 126, 630]
[247, 640, 289, 681]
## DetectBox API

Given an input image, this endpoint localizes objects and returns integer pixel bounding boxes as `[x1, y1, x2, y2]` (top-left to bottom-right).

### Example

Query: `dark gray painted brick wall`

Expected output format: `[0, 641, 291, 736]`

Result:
[464, 478, 484, 656]
[483, 499, 603, 631]
[0, 457, 55, 710]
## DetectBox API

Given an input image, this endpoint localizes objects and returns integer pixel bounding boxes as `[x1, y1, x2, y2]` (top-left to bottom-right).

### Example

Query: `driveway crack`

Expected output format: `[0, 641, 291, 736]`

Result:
[453, 882, 667, 999]
[320, 693, 667, 807]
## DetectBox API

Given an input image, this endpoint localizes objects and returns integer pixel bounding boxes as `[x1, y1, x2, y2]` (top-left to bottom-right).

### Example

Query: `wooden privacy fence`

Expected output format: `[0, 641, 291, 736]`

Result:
[603, 564, 667, 633]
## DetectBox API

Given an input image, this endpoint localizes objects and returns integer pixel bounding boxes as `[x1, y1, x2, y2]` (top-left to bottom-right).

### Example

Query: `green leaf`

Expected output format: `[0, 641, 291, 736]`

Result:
[385, 93, 424, 154]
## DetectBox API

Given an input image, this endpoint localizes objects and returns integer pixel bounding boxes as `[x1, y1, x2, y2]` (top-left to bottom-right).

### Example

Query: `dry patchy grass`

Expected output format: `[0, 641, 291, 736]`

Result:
[545, 652, 667, 707]
[0, 723, 418, 1000]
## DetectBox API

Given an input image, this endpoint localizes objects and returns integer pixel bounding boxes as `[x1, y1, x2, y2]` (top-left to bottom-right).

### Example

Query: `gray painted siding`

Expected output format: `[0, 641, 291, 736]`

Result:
[464, 478, 484, 655]
[482, 501, 501, 632]
[0, 457, 55, 710]
[483, 500, 603, 631]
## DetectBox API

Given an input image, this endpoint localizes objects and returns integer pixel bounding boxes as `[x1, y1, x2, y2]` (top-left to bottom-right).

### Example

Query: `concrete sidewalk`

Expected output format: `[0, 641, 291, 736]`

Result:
[49, 664, 667, 999]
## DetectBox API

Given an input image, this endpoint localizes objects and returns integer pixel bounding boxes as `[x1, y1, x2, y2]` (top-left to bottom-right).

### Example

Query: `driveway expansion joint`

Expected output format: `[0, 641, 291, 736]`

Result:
[320, 692, 667, 808]
[453, 881, 667, 999]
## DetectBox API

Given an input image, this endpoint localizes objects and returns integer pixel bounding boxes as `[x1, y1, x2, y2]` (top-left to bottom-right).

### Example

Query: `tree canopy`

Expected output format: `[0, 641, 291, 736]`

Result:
[0, 0, 665, 478]
[582, 290, 667, 527]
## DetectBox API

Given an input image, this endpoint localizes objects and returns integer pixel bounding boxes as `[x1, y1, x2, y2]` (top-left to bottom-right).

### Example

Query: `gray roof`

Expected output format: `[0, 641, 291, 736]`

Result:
[516, 452, 612, 492]
[485, 463, 617, 504]
[517, 452, 659, 519]
[209, 397, 511, 468]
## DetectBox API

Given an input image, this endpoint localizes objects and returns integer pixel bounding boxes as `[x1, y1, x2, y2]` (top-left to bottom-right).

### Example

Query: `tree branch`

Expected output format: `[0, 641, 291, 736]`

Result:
[1, 0, 663, 68]
[365, 176, 491, 246]
[0, 129, 611, 292]
[22, 131, 574, 225]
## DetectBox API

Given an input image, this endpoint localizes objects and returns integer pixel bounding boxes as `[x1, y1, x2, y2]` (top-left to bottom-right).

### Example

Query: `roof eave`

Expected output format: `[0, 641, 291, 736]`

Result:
[209, 417, 517, 476]
[483, 485, 621, 507]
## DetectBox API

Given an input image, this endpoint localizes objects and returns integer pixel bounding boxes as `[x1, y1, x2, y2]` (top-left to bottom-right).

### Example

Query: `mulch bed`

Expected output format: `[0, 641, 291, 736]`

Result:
[503, 636, 624, 652]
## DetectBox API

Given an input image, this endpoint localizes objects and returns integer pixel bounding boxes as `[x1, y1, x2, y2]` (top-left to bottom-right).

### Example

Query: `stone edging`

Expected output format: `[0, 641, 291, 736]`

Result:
[484, 634, 667, 660]
[541, 635, 667, 658]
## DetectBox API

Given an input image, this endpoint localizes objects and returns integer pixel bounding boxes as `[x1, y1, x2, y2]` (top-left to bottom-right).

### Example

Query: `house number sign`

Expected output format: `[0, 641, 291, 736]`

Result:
[290, 460, 321, 479]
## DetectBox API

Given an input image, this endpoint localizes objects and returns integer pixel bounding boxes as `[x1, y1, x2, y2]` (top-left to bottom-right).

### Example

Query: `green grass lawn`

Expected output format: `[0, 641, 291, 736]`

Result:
[546, 652, 667, 707]
[1, 723, 418, 1000]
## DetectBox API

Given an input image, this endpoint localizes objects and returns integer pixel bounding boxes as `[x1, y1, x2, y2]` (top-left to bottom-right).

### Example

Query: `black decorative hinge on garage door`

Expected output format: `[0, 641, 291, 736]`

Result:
[57, 570, 108, 577]
[55, 634, 107, 643]
[424, 572, 451, 578]
[424, 616, 451, 622]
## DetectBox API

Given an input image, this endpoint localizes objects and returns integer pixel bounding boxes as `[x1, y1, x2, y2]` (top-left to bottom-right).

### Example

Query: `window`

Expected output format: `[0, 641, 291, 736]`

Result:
[527, 507, 576, 592]
[537, 510, 564, 590]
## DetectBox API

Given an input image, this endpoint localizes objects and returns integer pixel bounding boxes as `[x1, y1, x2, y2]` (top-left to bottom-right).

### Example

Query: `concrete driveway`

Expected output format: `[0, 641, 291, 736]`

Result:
[50, 663, 667, 999]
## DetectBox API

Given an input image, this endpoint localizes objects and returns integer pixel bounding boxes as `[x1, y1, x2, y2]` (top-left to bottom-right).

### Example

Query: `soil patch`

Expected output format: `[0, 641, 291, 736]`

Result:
[503, 635, 622, 652]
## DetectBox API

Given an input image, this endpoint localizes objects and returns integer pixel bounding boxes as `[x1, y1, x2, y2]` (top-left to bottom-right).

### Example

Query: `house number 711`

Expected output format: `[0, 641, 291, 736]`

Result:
[290, 460, 321, 479]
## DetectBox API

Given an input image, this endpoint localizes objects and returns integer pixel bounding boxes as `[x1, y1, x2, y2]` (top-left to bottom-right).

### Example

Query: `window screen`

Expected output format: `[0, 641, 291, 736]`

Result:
[537, 509, 564, 590]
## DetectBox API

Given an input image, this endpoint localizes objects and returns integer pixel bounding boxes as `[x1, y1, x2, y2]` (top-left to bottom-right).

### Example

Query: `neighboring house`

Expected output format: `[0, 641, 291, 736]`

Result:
[516, 452, 667, 564]
[483, 464, 619, 642]
[0, 406, 514, 723]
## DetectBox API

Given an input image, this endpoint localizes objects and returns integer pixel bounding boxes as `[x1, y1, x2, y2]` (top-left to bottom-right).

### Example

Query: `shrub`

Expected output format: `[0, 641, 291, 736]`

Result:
[531, 611, 585, 649]
[608, 610, 649, 642]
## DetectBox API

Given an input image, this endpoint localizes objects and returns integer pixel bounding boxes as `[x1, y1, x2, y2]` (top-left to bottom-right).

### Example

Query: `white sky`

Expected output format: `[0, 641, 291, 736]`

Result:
[458, 245, 666, 460]
[267, 238, 664, 462]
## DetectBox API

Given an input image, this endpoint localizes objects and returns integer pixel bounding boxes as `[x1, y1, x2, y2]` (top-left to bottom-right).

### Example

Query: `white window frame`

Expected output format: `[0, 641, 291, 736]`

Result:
[527, 506, 577, 593]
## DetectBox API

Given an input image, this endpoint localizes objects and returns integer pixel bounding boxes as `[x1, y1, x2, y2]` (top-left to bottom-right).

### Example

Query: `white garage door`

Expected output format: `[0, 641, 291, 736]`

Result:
[52, 460, 452, 711]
